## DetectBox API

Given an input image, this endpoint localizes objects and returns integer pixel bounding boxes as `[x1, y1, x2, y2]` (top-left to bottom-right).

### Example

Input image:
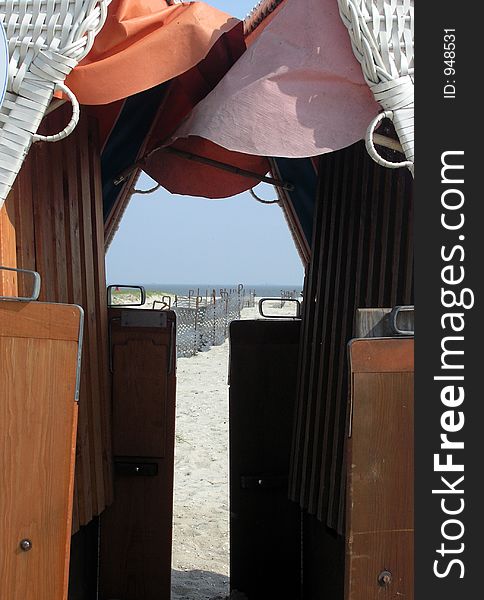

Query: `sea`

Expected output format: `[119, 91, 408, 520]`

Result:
[141, 283, 303, 297]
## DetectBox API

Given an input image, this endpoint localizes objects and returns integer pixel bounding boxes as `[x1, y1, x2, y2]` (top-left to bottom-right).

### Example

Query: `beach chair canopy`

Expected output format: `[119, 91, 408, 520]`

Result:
[2, 0, 414, 232]
[85, 0, 412, 219]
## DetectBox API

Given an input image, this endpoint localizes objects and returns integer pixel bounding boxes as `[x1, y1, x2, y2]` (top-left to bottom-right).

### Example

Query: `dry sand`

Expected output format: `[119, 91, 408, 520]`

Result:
[171, 300, 299, 600]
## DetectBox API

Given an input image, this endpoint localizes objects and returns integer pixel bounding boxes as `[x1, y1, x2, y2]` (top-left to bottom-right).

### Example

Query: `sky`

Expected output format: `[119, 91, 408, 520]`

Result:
[202, 0, 256, 18]
[106, 0, 304, 287]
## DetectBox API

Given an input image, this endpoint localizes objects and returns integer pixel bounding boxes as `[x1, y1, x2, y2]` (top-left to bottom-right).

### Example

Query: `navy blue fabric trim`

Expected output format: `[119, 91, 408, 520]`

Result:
[273, 157, 317, 249]
[101, 82, 168, 221]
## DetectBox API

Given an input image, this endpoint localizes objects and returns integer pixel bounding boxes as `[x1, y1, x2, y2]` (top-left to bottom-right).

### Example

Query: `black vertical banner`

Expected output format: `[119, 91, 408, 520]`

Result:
[416, 2, 483, 599]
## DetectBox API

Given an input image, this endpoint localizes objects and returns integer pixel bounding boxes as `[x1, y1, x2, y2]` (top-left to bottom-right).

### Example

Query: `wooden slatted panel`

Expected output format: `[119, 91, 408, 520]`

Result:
[0, 300, 82, 600]
[5, 107, 113, 530]
[289, 141, 414, 532]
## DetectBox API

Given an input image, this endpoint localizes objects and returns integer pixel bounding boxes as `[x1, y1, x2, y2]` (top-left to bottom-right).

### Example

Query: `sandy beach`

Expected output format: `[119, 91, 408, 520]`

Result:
[171, 300, 299, 600]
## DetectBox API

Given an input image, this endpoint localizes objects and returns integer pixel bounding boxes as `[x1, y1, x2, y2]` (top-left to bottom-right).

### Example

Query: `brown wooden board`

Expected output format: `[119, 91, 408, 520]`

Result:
[229, 319, 302, 600]
[0, 300, 83, 600]
[110, 310, 172, 458]
[99, 309, 176, 600]
[345, 338, 414, 600]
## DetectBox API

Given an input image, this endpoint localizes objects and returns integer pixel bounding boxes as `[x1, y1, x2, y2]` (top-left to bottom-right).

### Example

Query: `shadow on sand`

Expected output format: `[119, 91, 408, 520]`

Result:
[171, 568, 229, 600]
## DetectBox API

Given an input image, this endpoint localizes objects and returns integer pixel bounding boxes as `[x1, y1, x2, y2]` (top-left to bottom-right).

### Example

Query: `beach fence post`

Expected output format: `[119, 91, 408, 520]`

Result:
[188, 289, 194, 308]
[237, 283, 244, 318]
[223, 292, 229, 338]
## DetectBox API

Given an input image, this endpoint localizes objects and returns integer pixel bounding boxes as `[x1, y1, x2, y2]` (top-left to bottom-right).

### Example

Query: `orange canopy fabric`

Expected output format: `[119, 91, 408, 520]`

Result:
[66, 0, 240, 105]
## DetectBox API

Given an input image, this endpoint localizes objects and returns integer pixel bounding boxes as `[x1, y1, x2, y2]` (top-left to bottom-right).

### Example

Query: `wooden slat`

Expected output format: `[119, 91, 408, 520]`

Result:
[89, 122, 114, 506]
[12, 158, 35, 298]
[329, 146, 365, 527]
[51, 129, 69, 302]
[313, 150, 346, 518]
[0, 194, 18, 296]
[291, 167, 326, 506]
[64, 124, 91, 526]
[78, 115, 105, 517]
[32, 141, 56, 302]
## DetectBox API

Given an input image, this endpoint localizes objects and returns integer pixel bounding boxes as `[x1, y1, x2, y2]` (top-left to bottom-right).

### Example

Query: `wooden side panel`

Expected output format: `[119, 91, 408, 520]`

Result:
[345, 338, 414, 600]
[229, 319, 302, 600]
[99, 309, 176, 600]
[0, 301, 82, 600]
[289, 141, 414, 532]
[6, 107, 112, 530]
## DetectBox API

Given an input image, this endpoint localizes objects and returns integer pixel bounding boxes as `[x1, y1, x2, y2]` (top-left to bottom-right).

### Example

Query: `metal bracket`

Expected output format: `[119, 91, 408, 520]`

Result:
[389, 305, 414, 336]
[240, 474, 288, 490]
[0, 267, 41, 301]
[114, 461, 158, 477]
[120, 310, 168, 328]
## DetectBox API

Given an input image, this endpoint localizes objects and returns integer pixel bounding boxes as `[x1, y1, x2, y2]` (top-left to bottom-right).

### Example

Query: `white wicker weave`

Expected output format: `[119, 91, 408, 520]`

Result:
[0, 0, 110, 208]
[337, 0, 414, 175]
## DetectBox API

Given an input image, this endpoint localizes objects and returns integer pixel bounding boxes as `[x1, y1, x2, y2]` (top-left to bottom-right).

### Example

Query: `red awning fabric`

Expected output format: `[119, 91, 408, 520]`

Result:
[66, 0, 240, 105]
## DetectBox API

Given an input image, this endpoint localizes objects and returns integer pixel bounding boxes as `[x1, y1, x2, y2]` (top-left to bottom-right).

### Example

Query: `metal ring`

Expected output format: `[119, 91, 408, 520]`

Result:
[249, 188, 279, 204]
[389, 305, 414, 336]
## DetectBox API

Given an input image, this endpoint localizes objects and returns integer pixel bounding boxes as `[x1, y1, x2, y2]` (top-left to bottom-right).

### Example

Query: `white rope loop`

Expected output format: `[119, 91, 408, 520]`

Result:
[0, 0, 110, 207]
[365, 110, 413, 172]
[337, 0, 414, 175]
[32, 80, 78, 141]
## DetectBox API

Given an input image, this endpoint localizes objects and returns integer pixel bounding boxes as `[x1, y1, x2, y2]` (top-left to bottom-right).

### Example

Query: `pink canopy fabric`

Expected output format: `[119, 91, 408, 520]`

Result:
[170, 0, 379, 158]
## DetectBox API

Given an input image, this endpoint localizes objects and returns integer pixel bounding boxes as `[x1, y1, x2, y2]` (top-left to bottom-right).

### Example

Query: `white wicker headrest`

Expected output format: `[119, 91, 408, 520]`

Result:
[0, 1, 110, 207]
[338, 0, 414, 175]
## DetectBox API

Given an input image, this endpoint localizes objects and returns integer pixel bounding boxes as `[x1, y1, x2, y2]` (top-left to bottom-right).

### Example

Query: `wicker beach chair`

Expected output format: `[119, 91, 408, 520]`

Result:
[0, 0, 110, 208]
[338, 0, 414, 175]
